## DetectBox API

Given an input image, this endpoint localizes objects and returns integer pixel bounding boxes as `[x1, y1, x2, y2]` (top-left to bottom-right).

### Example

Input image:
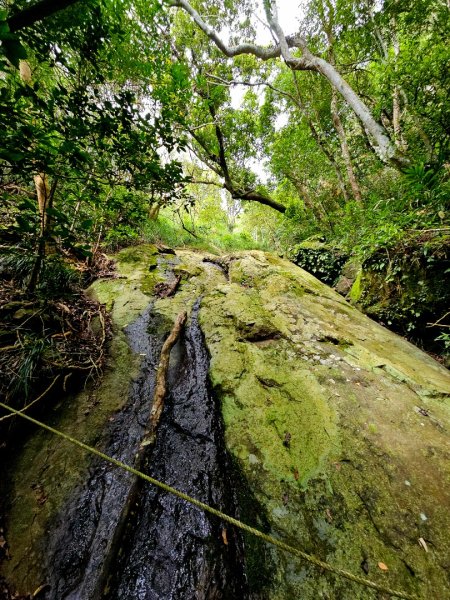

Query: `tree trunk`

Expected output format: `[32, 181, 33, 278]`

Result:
[330, 90, 362, 204]
[306, 116, 350, 202]
[392, 33, 407, 153]
[301, 184, 323, 221]
[149, 203, 160, 220]
[28, 174, 50, 293]
[27, 174, 57, 293]
[293, 56, 406, 167]
[19, 66, 56, 294]
[290, 73, 349, 202]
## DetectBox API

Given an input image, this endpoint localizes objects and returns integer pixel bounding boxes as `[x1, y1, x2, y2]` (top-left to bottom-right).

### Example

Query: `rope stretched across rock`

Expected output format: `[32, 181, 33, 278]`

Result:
[0, 401, 419, 600]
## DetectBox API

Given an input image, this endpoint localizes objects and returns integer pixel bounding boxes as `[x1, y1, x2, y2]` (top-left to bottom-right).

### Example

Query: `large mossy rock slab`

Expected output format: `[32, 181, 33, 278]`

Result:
[2, 246, 449, 599]
[154, 250, 450, 599]
[210, 253, 449, 598]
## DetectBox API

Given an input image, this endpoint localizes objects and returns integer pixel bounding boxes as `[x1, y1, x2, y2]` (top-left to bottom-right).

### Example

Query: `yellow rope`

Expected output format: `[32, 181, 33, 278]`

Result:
[0, 401, 419, 600]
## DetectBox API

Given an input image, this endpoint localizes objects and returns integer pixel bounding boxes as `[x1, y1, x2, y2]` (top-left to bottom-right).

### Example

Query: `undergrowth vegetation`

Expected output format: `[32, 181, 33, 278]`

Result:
[0, 247, 114, 439]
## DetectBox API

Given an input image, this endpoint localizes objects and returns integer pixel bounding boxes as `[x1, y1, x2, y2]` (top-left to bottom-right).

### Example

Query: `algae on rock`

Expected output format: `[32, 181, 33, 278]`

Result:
[2, 245, 450, 600]
[1, 331, 139, 591]
[138, 248, 450, 599]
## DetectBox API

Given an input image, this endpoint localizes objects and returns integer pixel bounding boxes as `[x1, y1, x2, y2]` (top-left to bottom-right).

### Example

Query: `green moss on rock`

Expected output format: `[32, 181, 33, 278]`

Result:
[349, 269, 363, 303]
[2, 331, 139, 591]
[3, 246, 450, 600]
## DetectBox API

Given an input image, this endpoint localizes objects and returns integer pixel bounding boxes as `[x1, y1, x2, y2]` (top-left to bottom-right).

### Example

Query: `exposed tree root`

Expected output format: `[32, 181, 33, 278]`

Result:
[154, 275, 182, 298]
[142, 310, 187, 449]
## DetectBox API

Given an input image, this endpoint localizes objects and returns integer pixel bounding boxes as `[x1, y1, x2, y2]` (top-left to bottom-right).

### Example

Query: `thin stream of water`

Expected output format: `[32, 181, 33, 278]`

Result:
[45, 301, 248, 599]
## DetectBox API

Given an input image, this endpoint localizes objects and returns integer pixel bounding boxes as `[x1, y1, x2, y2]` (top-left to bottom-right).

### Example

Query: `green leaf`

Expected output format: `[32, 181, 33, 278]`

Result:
[15, 215, 34, 232]
[80, 218, 94, 230]
[18, 198, 37, 212]
[0, 20, 9, 37]
[0, 148, 25, 162]
[46, 207, 67, 221]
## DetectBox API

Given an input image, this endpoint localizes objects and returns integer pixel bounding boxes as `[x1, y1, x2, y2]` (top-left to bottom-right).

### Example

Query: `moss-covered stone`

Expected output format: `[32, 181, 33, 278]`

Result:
[349, 269, 363, 303]
[195, 250, 450, 599]
[292, 239, 348, 285]
[2, 331, 139, 591]
[3, 246, 450, 599]
[1, 243, 170, 595]
[138, 247, 450, 599]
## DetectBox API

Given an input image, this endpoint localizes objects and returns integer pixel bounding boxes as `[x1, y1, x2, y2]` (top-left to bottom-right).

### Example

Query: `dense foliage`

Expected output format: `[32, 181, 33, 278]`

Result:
[0, 0, 449, 394]
[1, 0, 189, 284]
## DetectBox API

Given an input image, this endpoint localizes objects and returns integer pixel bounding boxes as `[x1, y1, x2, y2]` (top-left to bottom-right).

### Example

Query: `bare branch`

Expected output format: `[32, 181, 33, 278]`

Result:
[264, 0, 293, 64]
[169, 0, 284, 60]
[171, 0, 409, 167]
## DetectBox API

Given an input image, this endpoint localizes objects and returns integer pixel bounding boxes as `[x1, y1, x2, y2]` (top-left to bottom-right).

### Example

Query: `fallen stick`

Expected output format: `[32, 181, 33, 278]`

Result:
[141, 309, 187, 449]
[154, 275, 182, 298]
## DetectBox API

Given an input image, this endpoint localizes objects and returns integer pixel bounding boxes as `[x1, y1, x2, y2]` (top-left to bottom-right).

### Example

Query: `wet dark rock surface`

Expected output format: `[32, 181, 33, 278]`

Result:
[45, 301, 248, 599]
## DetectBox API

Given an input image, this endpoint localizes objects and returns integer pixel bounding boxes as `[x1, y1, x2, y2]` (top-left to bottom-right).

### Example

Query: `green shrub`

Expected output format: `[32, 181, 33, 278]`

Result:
[103, 224, 140, 251]
[1, 248, 80, 297]
[38, 256, 80, 297]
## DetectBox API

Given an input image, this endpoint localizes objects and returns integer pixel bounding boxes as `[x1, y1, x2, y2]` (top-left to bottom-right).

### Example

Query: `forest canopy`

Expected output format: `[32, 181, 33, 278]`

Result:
[0, 5, 449, 599]
[0, 0, 449, 370]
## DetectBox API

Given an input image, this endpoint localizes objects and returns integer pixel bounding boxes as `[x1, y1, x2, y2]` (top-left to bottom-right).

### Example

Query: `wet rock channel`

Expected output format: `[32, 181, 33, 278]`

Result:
[43, 301, 248, 600]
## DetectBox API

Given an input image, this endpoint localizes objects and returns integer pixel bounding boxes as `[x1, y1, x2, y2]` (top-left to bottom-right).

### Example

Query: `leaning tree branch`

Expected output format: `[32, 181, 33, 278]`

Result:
[7, 0, 82, 32]
[265, 0, 293, 65]
[189, 100, 287, 213]
[169, 0, 285, 60]
[207, 102, 232, 186]
[175, 208, 198, 238]
[186, 135, 224, 177]
[231, 189, 286, 213]
[169, 0, 409, 168]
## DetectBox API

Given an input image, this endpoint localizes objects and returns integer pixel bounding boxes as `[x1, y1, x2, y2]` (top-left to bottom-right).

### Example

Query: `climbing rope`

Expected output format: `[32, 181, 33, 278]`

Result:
[0, 401, 419, 600]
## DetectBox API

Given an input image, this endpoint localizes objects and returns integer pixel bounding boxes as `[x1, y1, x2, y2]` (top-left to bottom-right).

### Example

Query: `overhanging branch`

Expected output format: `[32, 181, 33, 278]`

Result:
[7, 0, 82, 32]
[170, 0, 409, 167]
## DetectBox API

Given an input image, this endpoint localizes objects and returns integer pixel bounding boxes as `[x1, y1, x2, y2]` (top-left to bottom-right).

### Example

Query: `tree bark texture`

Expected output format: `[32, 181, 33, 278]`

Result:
[27, 173, 56, 293]
[330, 90, 362, 204]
